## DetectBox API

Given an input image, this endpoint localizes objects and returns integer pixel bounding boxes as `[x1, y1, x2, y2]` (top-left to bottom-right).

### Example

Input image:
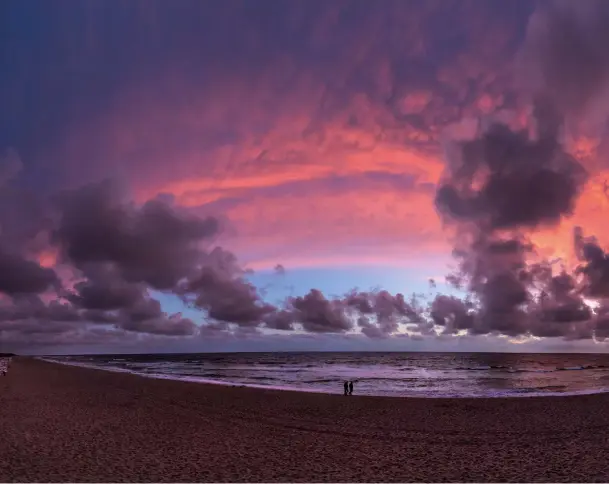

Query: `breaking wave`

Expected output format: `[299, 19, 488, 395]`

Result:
[39, 351, 609, 398]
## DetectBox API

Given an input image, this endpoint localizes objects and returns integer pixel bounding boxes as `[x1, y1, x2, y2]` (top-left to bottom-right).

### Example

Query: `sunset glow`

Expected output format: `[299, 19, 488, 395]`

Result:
[3, 0, 609, 354]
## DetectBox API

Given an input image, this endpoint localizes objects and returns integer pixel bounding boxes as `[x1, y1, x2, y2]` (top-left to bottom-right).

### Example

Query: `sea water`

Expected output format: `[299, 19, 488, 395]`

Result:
[40, 351, 609, 398]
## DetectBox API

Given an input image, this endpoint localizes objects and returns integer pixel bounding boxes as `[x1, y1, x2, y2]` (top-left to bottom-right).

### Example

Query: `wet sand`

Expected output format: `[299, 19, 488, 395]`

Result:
[1, 357, 609, 482]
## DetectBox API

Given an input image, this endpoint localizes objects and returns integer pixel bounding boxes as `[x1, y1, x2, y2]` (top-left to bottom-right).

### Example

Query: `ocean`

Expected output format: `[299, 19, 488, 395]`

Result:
[41, 352, 609, 398]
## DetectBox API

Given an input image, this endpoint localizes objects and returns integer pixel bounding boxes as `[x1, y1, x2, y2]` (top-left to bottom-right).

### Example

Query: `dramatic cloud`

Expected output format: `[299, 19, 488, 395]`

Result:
[345, 290, 422, 335]
[53, 180, 219, 289]
[67, 265, 144, 311]
[283, 289, 353, 334]
[422, 0, 609, 341]
[0, 296, 80, 324]
[520, 0, 609, 119]
[436, 104, 586, 231]
[5, 0, 609, 351]
[429, 295, 475, 334]
[0, 177, 429, 348]
[433, 103, 588, 337]
[2, 0, 533, 272]
[0, 180, 253, 345]
[0, 247, 58, 295]
[180, 257, 276, 326]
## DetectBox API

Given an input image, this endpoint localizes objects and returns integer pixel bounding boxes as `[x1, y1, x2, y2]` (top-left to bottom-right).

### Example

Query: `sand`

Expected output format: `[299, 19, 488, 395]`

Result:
[1, 358, 609, 482]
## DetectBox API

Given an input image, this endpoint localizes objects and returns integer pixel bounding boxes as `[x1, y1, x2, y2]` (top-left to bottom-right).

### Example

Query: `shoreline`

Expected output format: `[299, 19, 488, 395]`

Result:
[38, 355, 609, 400]
[3, 357, 609, 481]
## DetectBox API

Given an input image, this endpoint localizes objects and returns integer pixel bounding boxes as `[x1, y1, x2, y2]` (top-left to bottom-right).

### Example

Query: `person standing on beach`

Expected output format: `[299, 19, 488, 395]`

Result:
[348, 381, 354, 395]
[343, 380, 349, 395]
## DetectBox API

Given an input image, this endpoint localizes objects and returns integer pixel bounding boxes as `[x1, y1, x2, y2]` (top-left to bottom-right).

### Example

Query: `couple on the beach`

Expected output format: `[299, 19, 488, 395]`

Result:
[343, 380, 354, 395]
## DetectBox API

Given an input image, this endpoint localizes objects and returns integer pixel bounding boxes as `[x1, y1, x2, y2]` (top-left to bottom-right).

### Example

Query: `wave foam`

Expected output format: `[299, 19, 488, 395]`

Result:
[37, 357, 609, 399]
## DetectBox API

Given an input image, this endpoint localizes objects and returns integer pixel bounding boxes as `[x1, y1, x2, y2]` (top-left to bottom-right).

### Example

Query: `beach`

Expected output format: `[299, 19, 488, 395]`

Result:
[1, 358, 609, 482]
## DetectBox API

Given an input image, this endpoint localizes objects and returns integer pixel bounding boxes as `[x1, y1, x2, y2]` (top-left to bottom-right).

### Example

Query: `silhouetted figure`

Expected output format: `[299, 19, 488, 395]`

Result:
[349, 380, 354, 395]
[343, 380, 349, 395]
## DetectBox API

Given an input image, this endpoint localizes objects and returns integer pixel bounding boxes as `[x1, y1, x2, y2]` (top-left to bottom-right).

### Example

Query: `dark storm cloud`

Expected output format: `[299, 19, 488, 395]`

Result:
[0, 326, 172, 352]
[120, 313, 197, 337]
[67, 264, 144, 311]
[521, 0, 609, 117]
[286, 289, 352, 333]
[180, 264, 276, 326]
[53, 180, 219, 289]
[433, 104, 589, 334]
[0, 296, 80, 323]
[0, 247, 58, 295]
[431, 111, 594, 337]
[263, 310, 296, 331]
[63, 262, 195, 335]
[429, 295, 475, 334]
[429, 0, 609, 340]
[82, 309, 121, 324]
[52, 182, 279, 335]
[574, 227, 609, 299]
[0, 318, 78, 335]
[345, 290, 422, 335]
[435, 103, 587, 231]
[260, 288, 430, 336]
[357, 316, 385, 339]
[595, 322, 609, 341]
[0, 178, 277, 343]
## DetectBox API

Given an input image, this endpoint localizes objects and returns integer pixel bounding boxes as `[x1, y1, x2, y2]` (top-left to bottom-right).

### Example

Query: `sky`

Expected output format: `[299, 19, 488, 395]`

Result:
[3, 0, 609, 354]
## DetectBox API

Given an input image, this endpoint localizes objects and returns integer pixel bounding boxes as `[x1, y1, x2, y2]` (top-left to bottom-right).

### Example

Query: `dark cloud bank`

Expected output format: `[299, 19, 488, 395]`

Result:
[0, 177, 424, 348]
[4, 0, 609, 350]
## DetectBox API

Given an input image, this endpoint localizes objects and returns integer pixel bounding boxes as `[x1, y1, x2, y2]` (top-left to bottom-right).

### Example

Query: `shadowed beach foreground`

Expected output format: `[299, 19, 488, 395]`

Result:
[2, 359, 609, 482]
